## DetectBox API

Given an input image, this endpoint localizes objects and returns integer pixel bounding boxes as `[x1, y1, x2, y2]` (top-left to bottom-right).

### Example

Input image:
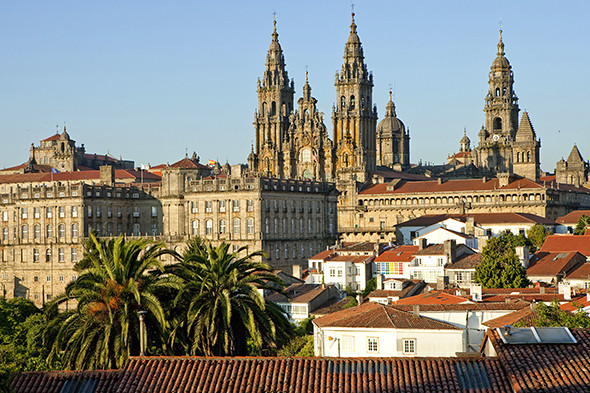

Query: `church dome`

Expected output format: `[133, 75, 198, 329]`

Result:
[460, 133, 470, 145]
[377, 92, 404, 134]
[491, 55, 510, 70]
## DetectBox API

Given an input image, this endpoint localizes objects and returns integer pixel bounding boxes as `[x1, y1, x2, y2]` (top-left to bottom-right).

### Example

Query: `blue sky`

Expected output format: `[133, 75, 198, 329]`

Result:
[0, 1, 588, 172]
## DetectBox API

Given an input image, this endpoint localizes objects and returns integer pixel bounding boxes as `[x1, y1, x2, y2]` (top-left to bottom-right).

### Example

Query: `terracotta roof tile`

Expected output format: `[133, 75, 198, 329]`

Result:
[446, 253, 482, 270]
[169, 157, 210, 169]
[314, 301, 462, 330]
[41, 133, 61, 142]
[396, 212, 555, 227]
[267, 283, 335, 304]
[556, 210, 590, 225]
[564, 262, 590, 280]
[526, 251, 585, 278]
[392, 302, 529, 312]
[482, 306, 538, 327]
[394, 291, 473, 305]
[11, 370, 121, 393]
[309, 249, 336, 260]
[541, 233, 590, 256]
[374, 245, 419, 262]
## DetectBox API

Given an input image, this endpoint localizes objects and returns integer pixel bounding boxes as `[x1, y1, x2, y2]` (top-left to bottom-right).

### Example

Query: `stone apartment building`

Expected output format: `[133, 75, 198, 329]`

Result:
[159, 163, 338, 271]
[0, 180, 162, 304]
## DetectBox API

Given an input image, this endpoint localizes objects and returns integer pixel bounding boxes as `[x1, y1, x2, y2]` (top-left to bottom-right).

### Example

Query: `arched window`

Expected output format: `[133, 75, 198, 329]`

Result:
[271, 101, 276, 116]
[205, 219, 213, 235]
[493, 117, 502, 131]
[232, 218, 240, 234]
[34, 225, 40, 239]
[219, 219, 226, 234]
[46, 224, 52, 239]
[22, 225, 28, 240]
[527, 151, 531, 162]
[301, 148, 311, 162]
[247, 218, 254, 234]
[61, 142, 65, 153]
[350, 95, 355, 109]
[261, 102, 267, 115]
[46, 248, 52, 262]
[502, 87, 507, 96]
[341, 96, 346, 109]
[299, 218, 304, 234]
[282, 218, 287, 233]
[191, 220, 199, 235]
[516, 152, 520, 162]
[361, 96, 365, 109]
[58, 224, 65, 239]
[72, 224, 78, 238]
[495, 88, 500, 97]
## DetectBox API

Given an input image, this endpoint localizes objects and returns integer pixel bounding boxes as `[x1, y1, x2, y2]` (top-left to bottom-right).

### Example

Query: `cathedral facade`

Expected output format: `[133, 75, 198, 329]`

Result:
[248, 15, 409, 183]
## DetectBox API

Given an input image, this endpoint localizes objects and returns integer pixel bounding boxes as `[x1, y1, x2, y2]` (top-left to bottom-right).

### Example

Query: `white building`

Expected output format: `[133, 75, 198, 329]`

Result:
[408, 240, 474, 283]
[413, 227, 478, 250]
[313, 302, 465, 357]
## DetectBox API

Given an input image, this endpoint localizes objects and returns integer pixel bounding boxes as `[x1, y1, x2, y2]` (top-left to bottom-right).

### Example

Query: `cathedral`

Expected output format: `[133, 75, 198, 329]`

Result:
[248, 14, 410, 183]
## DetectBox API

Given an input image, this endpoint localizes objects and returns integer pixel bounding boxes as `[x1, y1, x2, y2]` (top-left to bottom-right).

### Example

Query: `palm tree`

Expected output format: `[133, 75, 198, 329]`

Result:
[168, 239, 291, 356]
[46, 234, 176, 370]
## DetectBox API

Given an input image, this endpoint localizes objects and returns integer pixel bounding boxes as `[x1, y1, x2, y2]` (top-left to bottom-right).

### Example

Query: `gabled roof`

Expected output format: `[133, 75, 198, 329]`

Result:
[374, 245, 419, 262]
[314, 301, 461, 330]
[41, 133, 61, 142]
[482, 306, 538, 328]
[564, 262, 590, 280]
[526, 251, 585, 277]
[328, 255, 374, 264]
[556, 210, 590, 225]
[482, 328, 590, 392]
[394, 291, 473, 306]
[168, 157, 209, 169]
[541, 233, 590, 256]
[396, 212, 555, 228]
[567, 144, 585, 165]
[11, 370, 121, 393]
[309, 249, 336, 260]
[446, 253, 483, 270]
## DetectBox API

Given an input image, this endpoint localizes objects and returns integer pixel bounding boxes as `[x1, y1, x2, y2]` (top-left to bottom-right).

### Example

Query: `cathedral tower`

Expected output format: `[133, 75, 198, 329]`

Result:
[251, 20, 295, 177]
[376, 92, 410, 168]
[332, 13, 378, 182]
[512, 111, 541, 180]
[477, 30, 520, 173]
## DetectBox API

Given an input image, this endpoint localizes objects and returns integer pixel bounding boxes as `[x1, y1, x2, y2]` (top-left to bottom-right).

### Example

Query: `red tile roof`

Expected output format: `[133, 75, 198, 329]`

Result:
[526, 251, 585, 278]
[564, 262, 590, 280]
[11, 370, 121, 393]
[482, 306, 538, 328]
[309, 249, 336, 260]
[266, 283, 334, 304]
[392, 302, 530, 312]
[446, 253, 482, 270]
[541, 233, 590, 256]
[328, 255, 374, 264]
[394, 291, 473, 305]
[483, 328, 590, 392]
[560, 296, 590, 312]
[114, 356, 512, 393]
[314, 301, 461, 330]
[169, 157, 209, 169]
[0, 169, 161, 184]
[396, 212, 555, 227]
[556, 210, 590, 225]
[84, 153, 118, 163]
[41, 133, 61, 142]
[374, 245, 419, 262]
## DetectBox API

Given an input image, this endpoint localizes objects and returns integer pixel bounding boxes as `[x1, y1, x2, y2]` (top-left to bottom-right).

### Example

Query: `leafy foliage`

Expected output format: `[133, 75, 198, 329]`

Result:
[474, 235, 530, 288]
[574, 215, 590, 235]
[167, 239, 292, 356]
[526, 224, 549, 253]
[45, 234, 176, 370]
[361, 278, 377, 298]
[514, 300, 590, 328]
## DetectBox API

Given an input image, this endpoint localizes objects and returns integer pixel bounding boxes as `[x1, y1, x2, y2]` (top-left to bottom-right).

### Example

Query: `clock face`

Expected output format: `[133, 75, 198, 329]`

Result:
[492, 134, 500, 142]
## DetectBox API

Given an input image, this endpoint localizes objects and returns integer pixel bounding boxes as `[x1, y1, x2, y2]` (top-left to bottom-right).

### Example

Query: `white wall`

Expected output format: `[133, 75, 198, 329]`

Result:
[314, 326, 464, 357]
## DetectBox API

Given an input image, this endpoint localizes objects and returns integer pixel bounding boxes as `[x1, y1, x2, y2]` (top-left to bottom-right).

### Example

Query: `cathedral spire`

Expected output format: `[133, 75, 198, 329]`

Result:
[497, 29, 505, 56]
[385, 90, 396, 117]
[303, 70, 311, 100]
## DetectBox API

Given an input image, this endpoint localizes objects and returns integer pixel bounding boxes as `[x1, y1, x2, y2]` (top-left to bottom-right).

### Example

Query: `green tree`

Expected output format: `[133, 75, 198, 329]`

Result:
[574, 215, 590, 235]
[514, 300, 590, 328]
[168, 240, 292, 356]
[526, 224, 550, 252]
[474, 236, 530, 288]
[46, 234, 175, 370]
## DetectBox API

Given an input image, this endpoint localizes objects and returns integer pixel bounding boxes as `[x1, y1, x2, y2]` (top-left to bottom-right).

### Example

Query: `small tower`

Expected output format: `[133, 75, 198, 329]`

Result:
[376, 91, 409, 168]
[332, 12, 378, 182]
[556, 145, 589, 187]
[512, 112, 541, 181]
[252, 19, 295, 177]
[460, 129, 471, 153]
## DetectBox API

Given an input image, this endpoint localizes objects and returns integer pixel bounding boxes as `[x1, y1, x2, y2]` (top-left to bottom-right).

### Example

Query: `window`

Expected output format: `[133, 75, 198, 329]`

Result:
[247, 218, 254, 234]
[45, 248, 51, 262]
[274, 218, 278, 234]
[437, 257, 444, 266]
[219, 200, 226, 213]
[284, 246, 289, 259]
[34, 225, 40, 239]
[337, 269, 343, 278]
[299, 218, 303, 234]
[403, 339, 416, 355]
[21, 208, 28, 219]
[265, 218, 269, 234]
[191, 220, 199, 235]
[232, 218, 240, 234]
[367, 337, 379, 353]
[1, 212, 7, 222]
[329, 268, 336, 278]
[58, 248, 64, 262]
[59, 206, 65, 218]
[376, 262, 404, 275]
[301, 148, 311, 163]
[308, 218, 312, 234]
[219, 219, 226, 234]
[291, 219, 295, 234]
[205, 220, 213, 235]
[71, 248, 78, 263]
[117, 207, 122, 218]
[72, 223, 78, 238]
[282, 218, 287, 233]
[191, 201, 198, 213]
[151, 206, 158, 217]
[205, 201, 212, 213]
[133, 207, 140, 218]
[275, 246, 280, 260]
[133, 223, 140, 236]
[34, 207, 40, 219]
[87, 206, 92, 218]
[342, 336, 355, 352]
[58, 224, 65, 239]
[246, 200, 254, 212]
[71, 206, 78, 218]
[33, 249, 39, 262]
[96, 206, 101, 218]
[232, 200, 239, 212]
[2, 227, 7, 241]
[21, 225, 28, 240]
[46, 224, 53, 239]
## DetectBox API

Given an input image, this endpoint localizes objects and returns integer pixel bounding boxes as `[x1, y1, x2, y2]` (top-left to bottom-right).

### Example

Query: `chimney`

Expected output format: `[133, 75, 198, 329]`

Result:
[418, 238, 427, 250]
[413, 304, 420, 318]
[292, 264, 302, 280]
[356, 293, 363, 305]
[100, 165, 115, 186]
[374, 241, 382, 256]
[138, 311, 147, 356]
[471, 284, 482, 302]
[444, 239, 456, 263]
[376, 274, 384, 290]
[466, 217, 475, 235]
[436, 276, 449, 290]
[558, 282, 572, 301]
[515, 246, 530, 268]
